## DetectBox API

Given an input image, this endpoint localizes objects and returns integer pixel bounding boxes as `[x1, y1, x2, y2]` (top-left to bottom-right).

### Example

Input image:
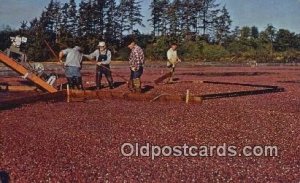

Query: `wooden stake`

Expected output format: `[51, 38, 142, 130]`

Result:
[67, 84, 70, 103]
[186, 90, 190, 104]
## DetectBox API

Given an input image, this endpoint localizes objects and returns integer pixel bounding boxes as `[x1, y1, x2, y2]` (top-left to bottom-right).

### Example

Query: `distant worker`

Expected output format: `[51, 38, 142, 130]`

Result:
[59, 46, 83, 90]
[167, 43, 181, 83]
[84, 41, 114, 89]
[126, 38, 145, 93]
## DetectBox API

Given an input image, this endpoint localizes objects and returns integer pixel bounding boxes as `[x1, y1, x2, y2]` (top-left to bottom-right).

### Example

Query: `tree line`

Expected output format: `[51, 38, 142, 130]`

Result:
[0, 0, 300, 62]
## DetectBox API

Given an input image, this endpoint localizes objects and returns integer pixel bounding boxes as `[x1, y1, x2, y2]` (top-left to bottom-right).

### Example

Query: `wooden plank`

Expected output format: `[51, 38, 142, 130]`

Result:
[201, 88, 284, 100]
[154, 72, 172, 84]
[0, 52, 58, 93]
[162, 80, 204, 85]
[69, 90, 203, 104]
[0, 85, 37, 91]
[202, 81, 281, 89]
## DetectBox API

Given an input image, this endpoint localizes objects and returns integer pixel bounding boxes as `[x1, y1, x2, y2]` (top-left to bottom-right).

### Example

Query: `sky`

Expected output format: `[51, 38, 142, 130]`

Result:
[1, 0, 300, 33]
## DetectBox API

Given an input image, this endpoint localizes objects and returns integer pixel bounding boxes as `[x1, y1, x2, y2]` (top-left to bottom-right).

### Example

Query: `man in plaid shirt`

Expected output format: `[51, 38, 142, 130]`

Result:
[127, 39, 145, 93]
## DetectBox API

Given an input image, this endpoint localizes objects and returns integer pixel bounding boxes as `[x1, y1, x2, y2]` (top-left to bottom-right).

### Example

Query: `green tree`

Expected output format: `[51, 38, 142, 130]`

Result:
[181, 0, 196, 35]
[127, 0, 144, 33]
[26, 17, 52, 61]
[214, 6, 231, 45]
[149, 0, 169, 36]
[67, 0, 78, 36]
[260, 24, 276, 55]
[59, 0, 78, 47]
[43, 0, 62, 33]
[274, 29, 296, 52]
[118, 0, 144, 35]
[251, 26, 259, 39]
[93, 0, 105, 37]
[78, 0, 94, 37]
[103, 0, 120, 44]
[167, 0, 182, 36]
[198, 0, 220, 36]
[240, 26, 251, 39]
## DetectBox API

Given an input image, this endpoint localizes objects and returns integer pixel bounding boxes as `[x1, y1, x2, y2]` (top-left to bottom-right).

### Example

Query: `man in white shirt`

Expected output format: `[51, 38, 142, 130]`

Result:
[167, 43, 181, 82]
[84, 41, 114, 89]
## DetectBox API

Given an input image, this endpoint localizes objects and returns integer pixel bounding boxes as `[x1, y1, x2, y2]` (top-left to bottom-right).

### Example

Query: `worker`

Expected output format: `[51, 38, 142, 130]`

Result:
[59, 46, 83, 90]
[84, 41, 114, 89]
[126, 38, 145, 93]
[167, 43, 181, 83]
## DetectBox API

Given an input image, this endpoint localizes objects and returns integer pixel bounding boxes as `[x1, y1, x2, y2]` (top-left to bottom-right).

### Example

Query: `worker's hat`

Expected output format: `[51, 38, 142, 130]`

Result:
[98, 41, 106, 47]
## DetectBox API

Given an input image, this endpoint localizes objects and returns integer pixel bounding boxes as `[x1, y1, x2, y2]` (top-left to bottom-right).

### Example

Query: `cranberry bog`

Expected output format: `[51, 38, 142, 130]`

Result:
[0, 63, 299, 182]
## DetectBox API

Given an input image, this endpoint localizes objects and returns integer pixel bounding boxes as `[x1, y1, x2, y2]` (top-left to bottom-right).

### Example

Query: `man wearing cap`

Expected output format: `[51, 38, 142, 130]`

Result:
[84, 41, 114, 89]
[127, 39, 145, 93]
[167, 43, 181, 83]
[59, 46, 84, 89]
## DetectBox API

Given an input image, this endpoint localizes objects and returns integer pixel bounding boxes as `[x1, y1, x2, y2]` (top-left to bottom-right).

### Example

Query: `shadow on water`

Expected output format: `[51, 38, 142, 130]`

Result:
[142, 85, 154, 93]
[86, 81, 127, 90]
[114, 82, 126, 88]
